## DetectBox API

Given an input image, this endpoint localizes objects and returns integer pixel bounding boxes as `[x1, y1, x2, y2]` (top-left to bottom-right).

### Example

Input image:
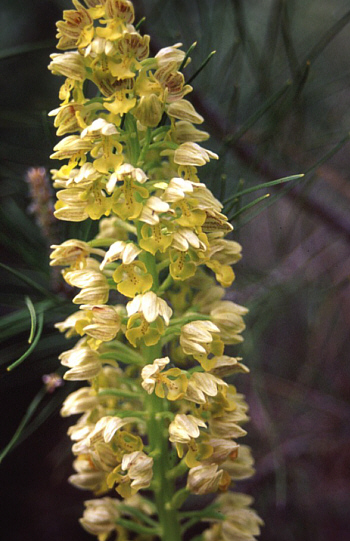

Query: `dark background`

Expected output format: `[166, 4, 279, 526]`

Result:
[1, 1, 350, 540]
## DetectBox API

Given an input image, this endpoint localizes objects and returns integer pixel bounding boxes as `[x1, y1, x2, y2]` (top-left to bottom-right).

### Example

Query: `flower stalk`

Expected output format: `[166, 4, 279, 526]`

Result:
[49, 1, 263, 539]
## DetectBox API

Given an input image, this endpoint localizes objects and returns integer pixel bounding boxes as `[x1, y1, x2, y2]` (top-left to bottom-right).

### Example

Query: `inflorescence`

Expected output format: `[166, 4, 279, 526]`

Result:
[48, 1, 263, 540]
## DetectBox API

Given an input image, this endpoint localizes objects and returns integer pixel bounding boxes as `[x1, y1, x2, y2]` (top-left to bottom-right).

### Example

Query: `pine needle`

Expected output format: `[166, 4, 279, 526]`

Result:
[0, 386, 46, 463]
[25, 296, 37, 344]
[7, 312, 44, 372]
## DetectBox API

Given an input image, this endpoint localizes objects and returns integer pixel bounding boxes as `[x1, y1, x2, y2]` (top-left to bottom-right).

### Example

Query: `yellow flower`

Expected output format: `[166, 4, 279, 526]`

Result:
[48, 51, 87, 81]
[100, 240, 140, 268]
[180, 320, 224, 369]
[203, 438, 239, 465]
[168, 229, 208, 280]
[120, 451, 153, 493]
[209, 355, 250, 378]
[49, 103, 85, 136]
[60, 346, 102, 380]
[55, 309, 91, 338]
[80, 497, 120, 541]
[104, 91, 136, 117]
[169, 414, 206, 444]
[210, 301, 248, 344]
[126, 291, 172, 324]
[81, 305, 121, 341]
[125, 292, 172, 347]
[172, 120, 210, 144]
[113, 261, 153, 297]
[174, 142, 218, 166]
[69, 459, 107, 493]
[167, 99, 204, 124]
[104, 0, 135, 25]
[206, 234, 242, 287]
[203, 493, 264, 541]
[208, 414, 247, 440]
[221, 445, 255, 481]
[169, 249, 197, 281]
[139, 196, 170, 225]
[50, 135, 92, 161]
[168, 414, 212, 467]
[133, 93, 164, 127]
[64, 266, 110, 304]
[56, 1, 94, 51]
[107, 32, 150, 79]
[185, 372, 227, 404]
[139, 222, 173, 255]
[50, 239, 105, 267]
[155, 43, 186, 68]
[111, 164, 149, 220]
[141, 356, 188, 401]
[99, 240, 153, 297]
[61, 387, 99, 417]
[155, 63, 192, 102]
[186, 463, 231, 495]
[205, 259, 235, 288]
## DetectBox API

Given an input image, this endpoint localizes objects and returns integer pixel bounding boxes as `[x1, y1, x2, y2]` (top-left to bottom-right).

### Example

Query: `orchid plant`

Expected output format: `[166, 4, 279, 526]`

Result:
[48, 1, 263, 539]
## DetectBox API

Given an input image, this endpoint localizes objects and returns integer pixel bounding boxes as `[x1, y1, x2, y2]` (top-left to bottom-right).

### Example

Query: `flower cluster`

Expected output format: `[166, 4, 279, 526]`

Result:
[49, 1, 262, 540]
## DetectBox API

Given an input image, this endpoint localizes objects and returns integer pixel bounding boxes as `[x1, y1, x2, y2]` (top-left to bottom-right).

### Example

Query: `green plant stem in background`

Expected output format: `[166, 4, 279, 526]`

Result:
[7, 312, 44, 371]
[0, 387, 47, 463]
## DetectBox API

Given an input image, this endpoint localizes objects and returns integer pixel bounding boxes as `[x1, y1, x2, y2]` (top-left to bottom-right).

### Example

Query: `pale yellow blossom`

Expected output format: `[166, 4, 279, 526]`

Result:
[168, 414, 206, 444]
[174, 142, 218, 166]
[186, 463, 230, 495]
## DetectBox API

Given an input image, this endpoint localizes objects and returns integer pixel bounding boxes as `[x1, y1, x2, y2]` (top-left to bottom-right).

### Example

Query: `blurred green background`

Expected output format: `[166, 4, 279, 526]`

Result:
[1, 1, 350, 540]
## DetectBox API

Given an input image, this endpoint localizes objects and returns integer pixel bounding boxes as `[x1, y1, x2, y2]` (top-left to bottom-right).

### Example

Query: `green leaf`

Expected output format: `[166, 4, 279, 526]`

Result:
[304, 132, 350, 174]
[135, 16, 146, 30]
[223, 174, 304, 206]
[179, 41, 197, 72]
[186, 50, 216, 85]
[0, 263, 53, 299]
[25, 296, 37, 344]
[7, 312, 44, 372]
[224, 81, 291, 144]
[305, 9, 350, 66]
[228, 194, 270, 222]
[0, 386, 46, 463]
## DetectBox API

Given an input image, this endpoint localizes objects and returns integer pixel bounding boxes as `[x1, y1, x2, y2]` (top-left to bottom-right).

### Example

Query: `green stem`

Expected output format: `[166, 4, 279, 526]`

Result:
[98, 388, 139, 400]
[135, 216, 181, 540]
[137, 127, 152, 167]
[106, 410, 148, 419]
[168, 487, 190, 510]
[142, 343, 182, 541]
[168, 313, 211, 326]
[99, 347, 144, 365]
[166, 458, 188, 480]
[148, 141, 178, 151]
[158, 273, 173, 293]
[124, 114, 140, 165]
[88, 237, 119, 247]
[116, 517, 160, 536]
[156, 258, 170, 273]
[118, 504, 159, 528]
